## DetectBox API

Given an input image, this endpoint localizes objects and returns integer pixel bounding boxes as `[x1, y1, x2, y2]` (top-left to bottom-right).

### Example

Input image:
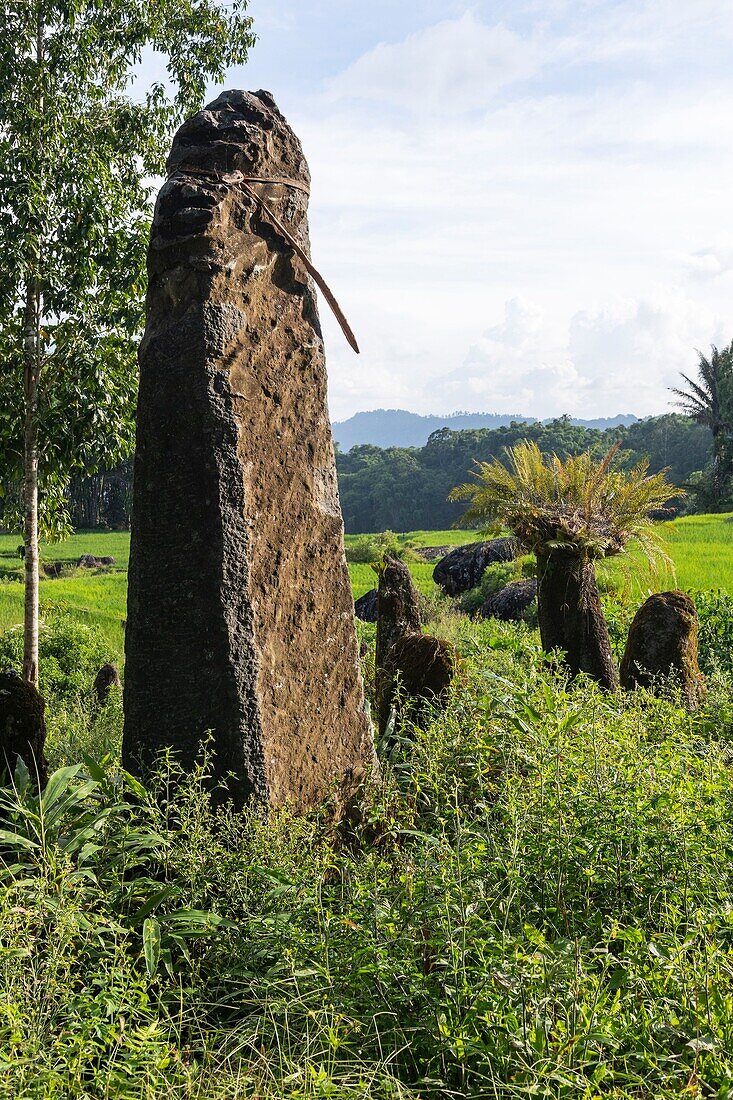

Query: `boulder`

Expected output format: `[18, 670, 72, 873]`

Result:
[379, 632, 454, 735]
[433, 538, 520, 596]
[77, 554, 115, 570]
[43, 561, 64, 578]
[481, 578, 537, 622]
[417, 545, 455, 562]
[122, 90, 371, 810]
[354, 588, 378, 623]
[0, 671, 47, 790]
[93, 663, 121, 705]
[620, 591, 704, 709]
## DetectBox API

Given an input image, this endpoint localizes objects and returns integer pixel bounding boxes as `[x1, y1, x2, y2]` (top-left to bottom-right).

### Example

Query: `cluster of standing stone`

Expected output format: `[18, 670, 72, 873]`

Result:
[0, 91, 708, 803]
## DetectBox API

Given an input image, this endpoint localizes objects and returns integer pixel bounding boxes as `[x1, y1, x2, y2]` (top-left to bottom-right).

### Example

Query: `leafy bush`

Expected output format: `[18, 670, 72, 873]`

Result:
[345, 530, 420, 563]
[692, 588, 733, 673]
[459, 561, 515, 614]
[5, 657, 733, 1097]
[459, 554, 535, 615]
[0, 612, 115, 702]
[3, 602, 733, 1097]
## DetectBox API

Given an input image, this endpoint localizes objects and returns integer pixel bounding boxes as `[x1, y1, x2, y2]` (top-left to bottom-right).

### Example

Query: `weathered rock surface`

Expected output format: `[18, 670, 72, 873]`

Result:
[481, 578, 537, 622]
[417, 545, 455, 562]
[536, 548, 618, 691]
[433, 538, 520, 596]
[123, 89, 371, 809]
[380, 633, 454, 733]
[354, 588, 378, 623]
[620, 590, 704, 709]
[77, 554, 115, 569]
[94, 663, 121, 705]
[0, 671, 47, 789]
[375, 557, 422, 676]
[375, 557, 454, 734]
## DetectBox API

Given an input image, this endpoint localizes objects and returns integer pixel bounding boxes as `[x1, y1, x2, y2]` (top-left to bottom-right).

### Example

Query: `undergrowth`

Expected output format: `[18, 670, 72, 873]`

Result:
[1, 607, 733, 1097]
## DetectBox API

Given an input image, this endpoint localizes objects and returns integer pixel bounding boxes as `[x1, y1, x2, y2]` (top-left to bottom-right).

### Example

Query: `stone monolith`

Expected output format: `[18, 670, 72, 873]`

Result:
[620, 590, 704, 710]
[122, 90, 371, 808]
[375, 557, 454, 735]
[0, 670, 48, 790]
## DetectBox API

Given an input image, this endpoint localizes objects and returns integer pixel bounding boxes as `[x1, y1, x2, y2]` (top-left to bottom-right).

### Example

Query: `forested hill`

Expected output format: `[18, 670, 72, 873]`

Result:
[336, 414, 710, 533]
[332, 408, 638, 451]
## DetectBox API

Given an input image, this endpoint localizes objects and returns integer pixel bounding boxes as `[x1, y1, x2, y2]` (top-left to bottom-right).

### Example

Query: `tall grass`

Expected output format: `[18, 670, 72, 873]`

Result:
[2, 603, 733, 1097]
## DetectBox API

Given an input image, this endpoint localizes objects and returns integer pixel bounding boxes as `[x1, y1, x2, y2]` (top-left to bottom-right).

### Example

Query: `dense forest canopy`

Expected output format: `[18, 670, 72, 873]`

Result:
[332, 408, 638, 451]
[0, 412, 714, 535]
[337, 413, 710, 532]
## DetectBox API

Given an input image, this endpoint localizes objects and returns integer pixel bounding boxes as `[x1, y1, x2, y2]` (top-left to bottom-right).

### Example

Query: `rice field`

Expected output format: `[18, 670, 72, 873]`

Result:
[1, 514, 732, 646]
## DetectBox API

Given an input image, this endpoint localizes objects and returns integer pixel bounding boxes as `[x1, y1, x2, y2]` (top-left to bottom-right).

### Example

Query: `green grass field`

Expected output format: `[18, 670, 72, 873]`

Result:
[2, 514, 733, 648]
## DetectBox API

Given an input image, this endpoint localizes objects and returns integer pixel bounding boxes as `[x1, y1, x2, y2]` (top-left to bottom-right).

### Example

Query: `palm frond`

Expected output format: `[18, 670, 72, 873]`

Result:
[449, 441, 682, 561]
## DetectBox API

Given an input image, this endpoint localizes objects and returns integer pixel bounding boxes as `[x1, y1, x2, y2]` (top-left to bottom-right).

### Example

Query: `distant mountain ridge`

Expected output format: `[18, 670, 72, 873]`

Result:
[332, 409, 638, 451]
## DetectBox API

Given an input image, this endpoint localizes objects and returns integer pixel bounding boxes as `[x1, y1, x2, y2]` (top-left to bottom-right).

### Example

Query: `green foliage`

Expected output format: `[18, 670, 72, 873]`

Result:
[691, 588, 733, 674]
[459, 561, 516, 614]
[0, 612, 114, 701]
[345, 530, 421, 563]
[0, 0, 255, 527]
[450, 441, 680, 564]
[672, 342, 733, 509]
[337, 414, 709, 534]
[459, 555, 538, 616]
[4, 612, 733, 1096]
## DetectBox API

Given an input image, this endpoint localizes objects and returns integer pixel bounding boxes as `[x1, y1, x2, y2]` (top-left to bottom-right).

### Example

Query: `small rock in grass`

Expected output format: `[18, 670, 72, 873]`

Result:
[93, 663, 121, 705]
[481, 578, 537, 622]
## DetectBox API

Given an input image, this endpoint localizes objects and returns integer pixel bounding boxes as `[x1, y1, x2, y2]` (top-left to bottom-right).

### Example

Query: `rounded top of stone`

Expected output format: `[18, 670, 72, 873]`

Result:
[166, 89, 310, 187]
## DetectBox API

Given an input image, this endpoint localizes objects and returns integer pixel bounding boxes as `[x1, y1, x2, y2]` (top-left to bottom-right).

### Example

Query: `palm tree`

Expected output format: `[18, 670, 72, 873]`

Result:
[449, 442, 680, 689]
[671, 343, 733, 505]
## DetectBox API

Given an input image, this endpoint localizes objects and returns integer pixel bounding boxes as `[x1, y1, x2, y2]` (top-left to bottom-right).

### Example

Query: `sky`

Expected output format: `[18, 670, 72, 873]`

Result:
[142, 0, 733, 421]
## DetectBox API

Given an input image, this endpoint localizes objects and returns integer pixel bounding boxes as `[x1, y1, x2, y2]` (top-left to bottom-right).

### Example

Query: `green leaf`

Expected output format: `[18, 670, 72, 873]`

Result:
[142, 916, 161, 979]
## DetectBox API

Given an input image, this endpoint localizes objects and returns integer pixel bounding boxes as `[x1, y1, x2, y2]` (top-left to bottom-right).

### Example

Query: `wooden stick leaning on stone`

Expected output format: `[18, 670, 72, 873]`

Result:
[188, 168, 360, 354]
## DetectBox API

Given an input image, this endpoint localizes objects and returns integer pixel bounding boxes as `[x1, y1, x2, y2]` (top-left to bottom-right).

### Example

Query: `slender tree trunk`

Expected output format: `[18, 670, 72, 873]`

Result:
[21, 9, 45, 687]
[712, 429, 727, 508]
[22, 281, 40, 687]
[536, 548, 619, 690]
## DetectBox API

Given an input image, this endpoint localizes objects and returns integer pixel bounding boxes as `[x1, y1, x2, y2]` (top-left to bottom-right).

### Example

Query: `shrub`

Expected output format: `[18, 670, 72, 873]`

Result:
[691, 588, 733, 674]
[346, 530, 421, 563]
[459, 555, 535, 616]
[0, 612, 115, 702]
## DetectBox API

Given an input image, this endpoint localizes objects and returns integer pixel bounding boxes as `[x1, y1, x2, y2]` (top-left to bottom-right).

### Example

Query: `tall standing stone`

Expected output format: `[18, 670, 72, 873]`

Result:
[375, 557, 454, 735]
[122, 90, 371, 808]
[620, 590, 704, 710]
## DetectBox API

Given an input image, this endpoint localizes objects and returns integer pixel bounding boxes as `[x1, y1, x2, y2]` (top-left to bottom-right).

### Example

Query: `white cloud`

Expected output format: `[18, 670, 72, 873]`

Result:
[134, 2, 733, 421]
[325, 13, 543, 114]
[297, 3, 733, 419]
[414, 293, 727, 421]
